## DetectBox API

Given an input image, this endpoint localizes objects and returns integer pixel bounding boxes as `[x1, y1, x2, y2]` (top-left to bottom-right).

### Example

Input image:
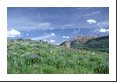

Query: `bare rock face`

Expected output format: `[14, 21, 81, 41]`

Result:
[60, 41, 71, 48]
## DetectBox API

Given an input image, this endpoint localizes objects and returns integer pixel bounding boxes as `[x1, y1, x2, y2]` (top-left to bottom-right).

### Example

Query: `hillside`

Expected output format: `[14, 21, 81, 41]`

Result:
[60, 36, 109, 52]
[7, 39, 109, 74]
[85, 36, 109, 52]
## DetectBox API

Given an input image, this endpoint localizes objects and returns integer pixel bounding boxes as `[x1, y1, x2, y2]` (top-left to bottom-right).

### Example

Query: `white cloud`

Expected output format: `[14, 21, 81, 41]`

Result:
[50, 39, 55, 43]
[87, 19, 97, 24]
[51, 33, 55, 36]
[63, 36, 69, 39]
[7, 29, 21, 37]
[99, 28, 109, 32]
[66, 36, 69, 38]
[63, 36, 66, 38]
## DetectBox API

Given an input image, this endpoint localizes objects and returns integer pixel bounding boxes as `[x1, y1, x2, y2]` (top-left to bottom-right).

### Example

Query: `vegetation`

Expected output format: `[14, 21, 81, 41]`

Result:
[71, 40, 85, 49]
[7, 38, 109, 74]
[70, 36, 109, 53]
[85, 36, 109, 52]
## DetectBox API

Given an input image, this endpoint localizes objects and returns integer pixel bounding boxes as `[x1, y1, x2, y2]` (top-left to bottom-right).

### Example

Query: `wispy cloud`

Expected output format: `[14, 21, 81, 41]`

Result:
[36, 22, 52, 30]
[72, 28, 80, 34]
[7, 29, 21, 37]
[31, 33, 55, 40]
[37, 23, 50, 26]
[97, 20, 109, 28]
[84, 11, 100, 16]
[31, 33, 57, 44]
[8, 7, 108, 31]
[87, 19, 97, 24]
[63, 24, 76, 27]
[77, 7, 92, 10]
[12, 22, 53, 31]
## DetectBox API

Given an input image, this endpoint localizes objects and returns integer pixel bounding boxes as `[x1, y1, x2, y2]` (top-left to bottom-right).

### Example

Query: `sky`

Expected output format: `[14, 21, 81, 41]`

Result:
[7, 7, 109, 44]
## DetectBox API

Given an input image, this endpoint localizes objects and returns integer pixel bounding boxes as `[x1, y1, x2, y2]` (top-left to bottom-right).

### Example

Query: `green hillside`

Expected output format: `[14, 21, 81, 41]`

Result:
[7, 39, 109, 74]
[67, 36, 109, 52]
[85, 36, 109, 52]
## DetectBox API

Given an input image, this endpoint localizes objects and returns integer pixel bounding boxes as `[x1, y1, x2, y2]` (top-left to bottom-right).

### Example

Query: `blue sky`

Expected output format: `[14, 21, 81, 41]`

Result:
[7, 7, 109, 44]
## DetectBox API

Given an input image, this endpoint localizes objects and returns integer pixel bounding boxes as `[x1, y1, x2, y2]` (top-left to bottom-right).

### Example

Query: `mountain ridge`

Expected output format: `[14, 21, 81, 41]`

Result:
[60, 35, 109, 52]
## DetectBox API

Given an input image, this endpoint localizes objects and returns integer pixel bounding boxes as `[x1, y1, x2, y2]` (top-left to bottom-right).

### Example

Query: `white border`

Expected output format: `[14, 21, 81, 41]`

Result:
[0, 0, 116, 81]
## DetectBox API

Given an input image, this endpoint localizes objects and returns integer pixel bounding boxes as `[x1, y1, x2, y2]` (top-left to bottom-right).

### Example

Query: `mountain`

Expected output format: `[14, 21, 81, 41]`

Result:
[60, 35, 109, 52]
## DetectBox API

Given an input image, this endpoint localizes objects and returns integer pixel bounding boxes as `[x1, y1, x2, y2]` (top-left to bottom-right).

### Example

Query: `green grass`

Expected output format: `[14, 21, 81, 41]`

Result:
[7, 39, 109, 74]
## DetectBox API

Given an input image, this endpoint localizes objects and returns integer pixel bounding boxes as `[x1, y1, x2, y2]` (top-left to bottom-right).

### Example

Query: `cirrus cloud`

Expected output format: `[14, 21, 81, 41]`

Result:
[97, 20, 109, 28]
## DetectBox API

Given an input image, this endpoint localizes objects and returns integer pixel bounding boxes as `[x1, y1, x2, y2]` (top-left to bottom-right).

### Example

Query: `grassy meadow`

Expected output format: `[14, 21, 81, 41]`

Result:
[7, 39, 109, 74]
